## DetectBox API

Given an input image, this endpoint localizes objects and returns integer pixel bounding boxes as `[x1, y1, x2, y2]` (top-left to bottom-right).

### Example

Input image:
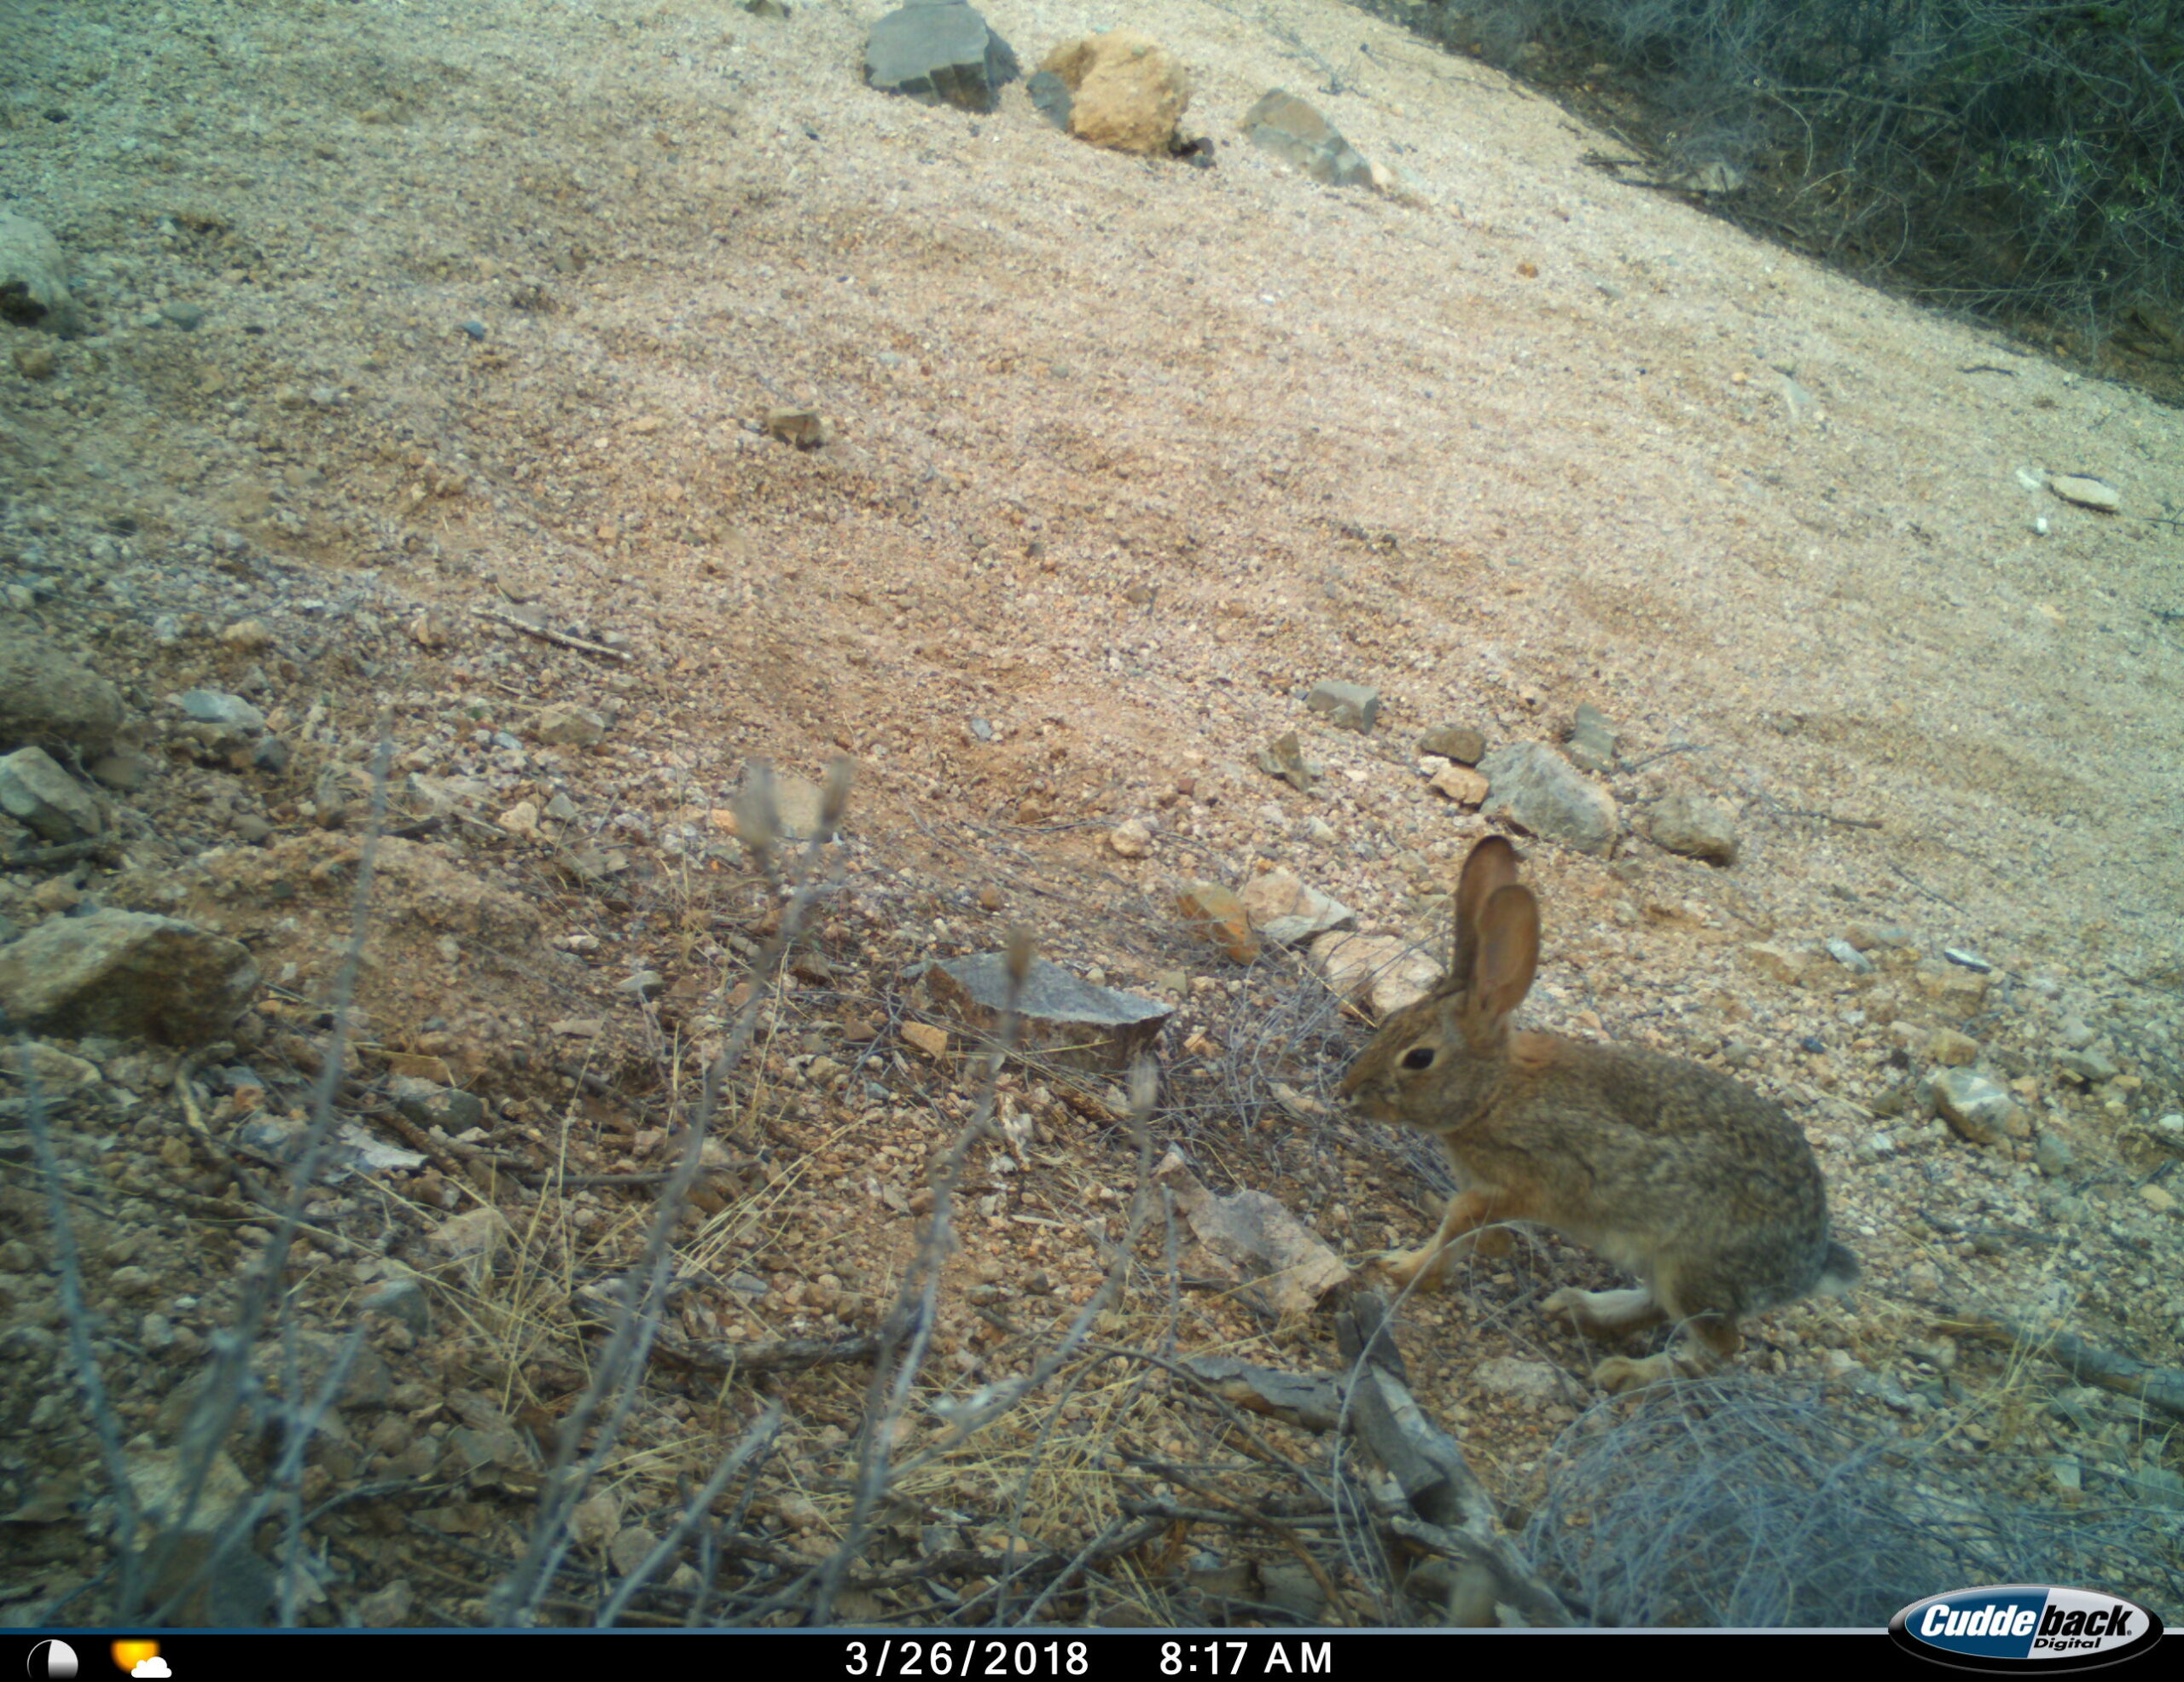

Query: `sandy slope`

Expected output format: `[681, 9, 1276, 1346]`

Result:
[3, 0, 2181, 1626]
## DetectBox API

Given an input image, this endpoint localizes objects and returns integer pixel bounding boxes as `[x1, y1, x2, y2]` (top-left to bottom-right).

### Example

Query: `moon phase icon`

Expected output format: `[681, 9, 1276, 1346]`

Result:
[27, 1641, 79, 1680]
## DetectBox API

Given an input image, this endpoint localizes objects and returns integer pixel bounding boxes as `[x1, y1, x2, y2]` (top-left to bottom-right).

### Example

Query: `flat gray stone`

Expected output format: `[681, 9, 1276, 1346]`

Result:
[1240, 90, 1371, 187]
[0, 745, 103, 842]
[391, 1075, 487, 1131]
[926, 954, 1170, 1072]
[1305, 680, 1380, 733]
[1417, 724, 1485, 764]
[177, 689, 266, 734]
[531, 702, 607, 748]
[865, 2, 1019, 113]
[1647, 791, 1738, 865]
[2048, 473, 2119, 512]
[0, 635, 125, 757]
[1238, 869, 1353, 945]
[0, 908, 260, 1045]
[1026, 70, 1072, 130]
[1478, 741, 1618, 856]
[1564, 703, 1619, 774]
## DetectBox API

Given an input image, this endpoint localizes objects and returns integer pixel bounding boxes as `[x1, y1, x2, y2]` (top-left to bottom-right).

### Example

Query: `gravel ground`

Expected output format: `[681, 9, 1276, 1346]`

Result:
[1, 0, 2179, 1629]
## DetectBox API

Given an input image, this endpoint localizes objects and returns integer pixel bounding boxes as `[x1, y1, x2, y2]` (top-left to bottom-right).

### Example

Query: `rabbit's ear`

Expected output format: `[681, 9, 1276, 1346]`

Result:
[1450, 836, 1523, 989]
[1470, 883, 1539, 1024]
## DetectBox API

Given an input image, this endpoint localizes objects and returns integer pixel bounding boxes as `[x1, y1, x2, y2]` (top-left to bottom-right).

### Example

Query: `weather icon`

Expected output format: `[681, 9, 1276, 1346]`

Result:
[107, 1646, 158, 1679]
[26, 1640, 78, 1680]
[131, 1664, 170, 1680]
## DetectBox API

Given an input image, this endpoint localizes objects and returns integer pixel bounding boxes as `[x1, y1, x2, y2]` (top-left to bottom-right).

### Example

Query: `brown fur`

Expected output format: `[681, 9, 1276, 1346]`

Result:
[1339, 837, 1858, 1390]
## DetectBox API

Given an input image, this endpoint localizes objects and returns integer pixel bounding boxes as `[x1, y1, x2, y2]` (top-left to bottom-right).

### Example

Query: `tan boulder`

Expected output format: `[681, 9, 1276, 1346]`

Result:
[1041, 32, 1188, 155]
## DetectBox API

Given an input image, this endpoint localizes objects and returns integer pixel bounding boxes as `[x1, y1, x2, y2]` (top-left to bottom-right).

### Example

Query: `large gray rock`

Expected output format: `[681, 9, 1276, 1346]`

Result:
[1240, 90, 1371, 187]
[0, 635, 125, 757]
[1478, 742, 1618, 856]
[865, 3, 1019, 113]
[0, 212, 84, 336]
[926, 954, 1170, 1072]
[0, 908, 260, 1044]
[0, 746, 104, 843]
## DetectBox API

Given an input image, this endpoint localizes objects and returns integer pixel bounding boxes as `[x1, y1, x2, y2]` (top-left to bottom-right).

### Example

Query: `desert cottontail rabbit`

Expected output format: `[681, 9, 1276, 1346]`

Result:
[1340, 835, 1858, 1390]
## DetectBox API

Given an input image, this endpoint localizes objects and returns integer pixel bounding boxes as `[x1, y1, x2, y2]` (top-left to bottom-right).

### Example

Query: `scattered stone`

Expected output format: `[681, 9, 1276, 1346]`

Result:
[1426, 763, 1488, 807]
[2142, 1184, 2178, 1215]
[5, 1041, 102, 1091]
[1416, 725, 1485, 764]
[1255, 732, 1317, 792]
[1743, 942, 1810, 986]
[1305, 679, 1380, 733]
[1926, 1067, 2015, 1145]
[0, 908, 259, 1045]
[1914, 963, 1990, 1016]
[761, 407, 834, 449]
[160, 300, 205, 331]
[427, 1207, 510, 1286]
[2055, 1014, 2095, 1050]
[1240, 90, 1370, 187]
[1562, 704, 1619, 774]
[1825, 937, 1874, 974]
[531, 702, 607, 749]
[901, 1021, 950, 1060]
[1040, 30, 1189, 155]
[390, 1076, 486, 1131]
[0, 745, 104, 842]
[2033, 1131, 2073, 1176]
[1844, 921, 1914, 951]
[352, 1278, 428, 1346]
[13, 340, 55, 380]
[1472, 1356, 1565, 1406]
[865, 3, 1019, 114]
[0, 635, 125, 757]
[1478, 741, 1618, 855]
[1928, 1029, 1981, 1067]
[252, 734, 291, 775]
[1301, 815, 1337, 847]
[2048, 473, 2119, 513]
[177, 689, 267, 735]
[1942, 947, 1994, 972]
[1240, 865, 1354, 943]
[1108, 816, 1154, 858]
[1156, 1150, 1350, 1315]
[926, 954, 1171, 1073]
[1307, 930, 1442, 1016]
[2055, 1047, 2120, 1085]
[1647, 792, 1738, 864]
[1176, 882, 1260, 964]
[0, 212, 84, 336]
[1026, 70, 1072, 130]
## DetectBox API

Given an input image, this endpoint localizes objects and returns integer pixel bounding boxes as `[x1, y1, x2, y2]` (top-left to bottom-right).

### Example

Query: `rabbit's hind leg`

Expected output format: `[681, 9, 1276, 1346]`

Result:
[1542, 1285, 1663, 1340]
[1589, 1310, 1743, 1394]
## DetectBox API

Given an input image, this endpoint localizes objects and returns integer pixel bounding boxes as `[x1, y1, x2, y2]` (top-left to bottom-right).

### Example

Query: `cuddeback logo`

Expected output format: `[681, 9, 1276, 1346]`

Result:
[1889, 1586, 2164, 1671]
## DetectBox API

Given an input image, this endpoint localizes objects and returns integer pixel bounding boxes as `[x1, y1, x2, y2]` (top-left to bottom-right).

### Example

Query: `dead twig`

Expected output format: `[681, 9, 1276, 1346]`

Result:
[1932, 1307, 2184, 1420]
[473, 606, 632, 661]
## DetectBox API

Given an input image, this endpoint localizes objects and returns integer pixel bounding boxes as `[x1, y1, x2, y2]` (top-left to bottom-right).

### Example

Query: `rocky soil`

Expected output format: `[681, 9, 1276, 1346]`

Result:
[1, 0, 2179, 1631]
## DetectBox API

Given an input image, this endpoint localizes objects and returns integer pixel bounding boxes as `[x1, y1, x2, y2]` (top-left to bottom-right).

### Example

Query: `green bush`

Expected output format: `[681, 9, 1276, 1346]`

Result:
[1386, 0, 2184, 336]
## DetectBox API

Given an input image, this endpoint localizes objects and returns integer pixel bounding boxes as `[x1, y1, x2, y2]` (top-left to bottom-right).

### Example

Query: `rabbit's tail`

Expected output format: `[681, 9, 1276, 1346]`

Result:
[1816, 1239, 1862, 1295]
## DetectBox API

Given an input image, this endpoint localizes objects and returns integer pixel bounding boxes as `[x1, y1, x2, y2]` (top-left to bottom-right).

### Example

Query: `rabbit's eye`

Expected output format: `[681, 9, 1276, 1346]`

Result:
[1401, 1047, 1436, 1071]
